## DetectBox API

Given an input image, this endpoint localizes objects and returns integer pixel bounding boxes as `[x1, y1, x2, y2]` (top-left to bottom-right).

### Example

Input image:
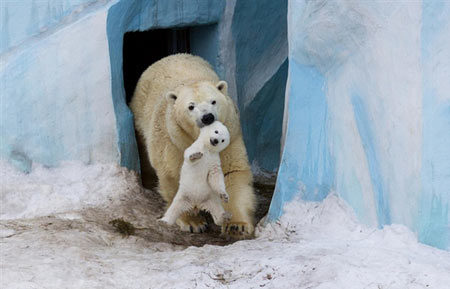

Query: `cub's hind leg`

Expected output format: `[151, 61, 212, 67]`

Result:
[201, 198, 231, 226]
[160, 193, 191, 225]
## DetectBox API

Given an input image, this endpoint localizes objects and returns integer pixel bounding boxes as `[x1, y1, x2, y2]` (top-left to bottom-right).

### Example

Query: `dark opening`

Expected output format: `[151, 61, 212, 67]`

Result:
[123, 28, 191, 189]
[123, 28, 190, 104]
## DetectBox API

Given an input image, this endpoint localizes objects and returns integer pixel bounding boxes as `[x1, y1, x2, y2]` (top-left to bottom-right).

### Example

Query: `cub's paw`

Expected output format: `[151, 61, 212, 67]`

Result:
[158, 216, 176, 225]
[189, 152, 203, 162]
[222, 221, 254, 239]
[158, 217, 169, 224]
[219, 191, 229, 203]
[176, 213, 208, 233]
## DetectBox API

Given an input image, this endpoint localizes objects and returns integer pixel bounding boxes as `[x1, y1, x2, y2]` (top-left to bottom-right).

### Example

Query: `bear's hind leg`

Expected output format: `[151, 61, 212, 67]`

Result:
[157, 174, 179, 204]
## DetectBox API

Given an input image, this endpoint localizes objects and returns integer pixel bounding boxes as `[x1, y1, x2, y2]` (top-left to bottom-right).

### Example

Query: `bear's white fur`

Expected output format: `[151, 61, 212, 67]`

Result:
[130, 54, 256, 238]
[160, 121, 232, 226]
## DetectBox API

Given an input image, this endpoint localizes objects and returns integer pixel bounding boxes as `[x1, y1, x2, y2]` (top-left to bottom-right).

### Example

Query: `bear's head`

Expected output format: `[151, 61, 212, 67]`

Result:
[200, 121, 230, 153]
[166, 80, 235, 140]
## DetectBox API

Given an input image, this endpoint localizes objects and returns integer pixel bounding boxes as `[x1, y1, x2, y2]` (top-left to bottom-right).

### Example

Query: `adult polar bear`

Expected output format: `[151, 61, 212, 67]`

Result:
[130, 54, 256, 238]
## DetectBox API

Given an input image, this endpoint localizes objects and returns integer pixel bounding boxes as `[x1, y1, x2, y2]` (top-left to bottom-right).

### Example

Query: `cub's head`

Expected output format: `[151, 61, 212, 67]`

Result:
[166, 80, 230, 138]
[200, 121, 230, 153]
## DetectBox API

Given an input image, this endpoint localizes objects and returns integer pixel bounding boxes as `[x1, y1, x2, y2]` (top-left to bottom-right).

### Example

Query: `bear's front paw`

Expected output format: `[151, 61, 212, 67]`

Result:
[189, 152, 203, 162]
[219, 191, 229, 203]
[176, 213, 208, 233]
[222, 211, 232, 222]
[222, 222, 254, 240]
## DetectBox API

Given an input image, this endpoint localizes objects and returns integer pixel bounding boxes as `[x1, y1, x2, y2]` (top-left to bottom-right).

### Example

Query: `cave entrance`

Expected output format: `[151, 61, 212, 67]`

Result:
[123, 28, 190, 104]
[122, 28, 191, 189]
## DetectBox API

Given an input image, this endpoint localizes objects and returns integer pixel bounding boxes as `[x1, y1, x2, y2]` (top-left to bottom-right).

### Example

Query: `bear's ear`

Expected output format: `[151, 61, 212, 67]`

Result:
[216, 81, 228, 95]
[166, 91, 177, 103]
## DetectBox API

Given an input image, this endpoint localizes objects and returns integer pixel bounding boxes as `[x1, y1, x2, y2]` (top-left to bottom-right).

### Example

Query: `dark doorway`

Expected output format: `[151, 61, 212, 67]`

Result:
[123, 28, 190, 104]
[123, 28, 191, 189]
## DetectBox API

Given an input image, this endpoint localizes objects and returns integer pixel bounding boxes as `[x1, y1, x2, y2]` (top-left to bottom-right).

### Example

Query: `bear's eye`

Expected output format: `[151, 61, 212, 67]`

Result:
[211, 100, 216, 105]
[222, 140, 224, 143]
[215, 130, 218, 134]
[188, 105, 195, 111]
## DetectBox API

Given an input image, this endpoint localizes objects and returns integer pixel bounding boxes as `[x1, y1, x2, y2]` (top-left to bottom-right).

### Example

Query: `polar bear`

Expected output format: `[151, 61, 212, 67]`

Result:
[160, 121, 232, 226]
[130, 54, 256, 238]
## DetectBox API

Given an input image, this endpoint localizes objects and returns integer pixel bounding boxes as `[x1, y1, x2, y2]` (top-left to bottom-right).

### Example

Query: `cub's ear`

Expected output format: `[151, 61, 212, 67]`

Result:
[216, 81, 228, 95]
[166, 91, 177, 103]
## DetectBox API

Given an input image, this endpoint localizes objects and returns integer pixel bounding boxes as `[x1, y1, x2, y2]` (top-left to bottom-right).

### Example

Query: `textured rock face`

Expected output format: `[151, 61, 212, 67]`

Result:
[269, 0, 450, 250]
[1, 0, 287, 175]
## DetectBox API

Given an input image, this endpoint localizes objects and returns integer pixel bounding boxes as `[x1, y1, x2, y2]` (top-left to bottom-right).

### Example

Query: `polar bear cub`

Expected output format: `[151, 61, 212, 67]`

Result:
[160, 121, 232, 226]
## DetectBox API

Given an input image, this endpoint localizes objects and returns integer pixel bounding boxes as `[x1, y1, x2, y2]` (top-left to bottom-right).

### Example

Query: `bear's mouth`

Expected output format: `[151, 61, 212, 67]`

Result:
[196, 119, 205, 128]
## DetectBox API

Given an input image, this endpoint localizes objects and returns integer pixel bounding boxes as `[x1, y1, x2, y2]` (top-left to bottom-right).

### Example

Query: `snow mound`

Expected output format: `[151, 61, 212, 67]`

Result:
[0, 161, 140, 220]
[1, 163, 450, 288]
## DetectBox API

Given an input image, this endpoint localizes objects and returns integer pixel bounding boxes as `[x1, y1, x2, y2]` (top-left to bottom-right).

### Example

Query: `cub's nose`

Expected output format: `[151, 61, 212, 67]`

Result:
[210, 138, 219, 146]
[201, 113, 215, 125]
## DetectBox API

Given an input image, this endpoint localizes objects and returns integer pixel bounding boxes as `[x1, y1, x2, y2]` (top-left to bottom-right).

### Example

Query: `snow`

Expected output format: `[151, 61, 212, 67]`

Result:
[2, 162, 450, 288]
[0, 161, 138, 220]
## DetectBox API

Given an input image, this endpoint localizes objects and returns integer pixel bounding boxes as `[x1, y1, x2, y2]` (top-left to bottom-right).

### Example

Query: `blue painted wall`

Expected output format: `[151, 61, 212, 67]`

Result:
[269, 0, 450, 250]
[1, 0, 287, 176]
[1, 1, 119, 172]
[232, 0, 288, 173]
[1, 0, 100, 53]
[0, 0, 229, 173]
[242, 60, 287, 173]
[268, 60, 334, 221]
[419, 0, 450, 249]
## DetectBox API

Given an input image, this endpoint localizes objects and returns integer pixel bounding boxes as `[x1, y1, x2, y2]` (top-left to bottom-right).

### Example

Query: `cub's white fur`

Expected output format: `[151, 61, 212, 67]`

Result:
[160, 121, 232, 226]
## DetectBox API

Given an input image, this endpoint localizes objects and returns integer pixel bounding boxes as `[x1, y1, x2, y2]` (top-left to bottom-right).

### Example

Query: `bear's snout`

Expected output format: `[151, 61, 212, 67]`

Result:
[201, 113, 215, 125]
[210, 138, 219, 146]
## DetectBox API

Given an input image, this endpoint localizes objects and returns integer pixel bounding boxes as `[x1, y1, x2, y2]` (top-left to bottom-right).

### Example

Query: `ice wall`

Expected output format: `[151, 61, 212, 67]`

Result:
[268, 0, 450, 250]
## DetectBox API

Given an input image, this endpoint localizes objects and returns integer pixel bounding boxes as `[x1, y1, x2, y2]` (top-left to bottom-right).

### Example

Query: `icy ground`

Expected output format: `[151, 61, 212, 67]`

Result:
[1, 162, 450, 289]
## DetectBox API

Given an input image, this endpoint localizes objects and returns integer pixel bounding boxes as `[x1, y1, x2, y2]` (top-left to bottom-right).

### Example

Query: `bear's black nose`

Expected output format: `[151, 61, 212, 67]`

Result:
[201, 113, 215, 125]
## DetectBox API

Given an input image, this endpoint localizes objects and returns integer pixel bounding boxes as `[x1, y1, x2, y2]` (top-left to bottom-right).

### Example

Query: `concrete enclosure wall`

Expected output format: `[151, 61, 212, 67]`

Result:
[268, 0, 450, 250]
[1, 0, 119, 173]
